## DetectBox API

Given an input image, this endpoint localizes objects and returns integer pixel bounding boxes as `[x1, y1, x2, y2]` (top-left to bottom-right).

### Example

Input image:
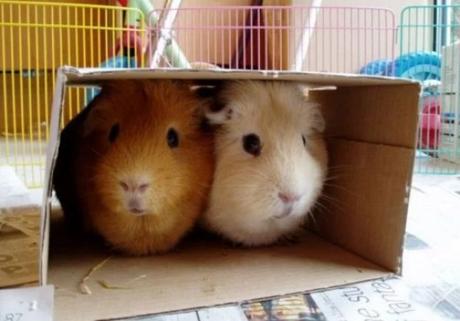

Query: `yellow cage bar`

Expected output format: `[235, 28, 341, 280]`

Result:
[0, 1, 146, 188]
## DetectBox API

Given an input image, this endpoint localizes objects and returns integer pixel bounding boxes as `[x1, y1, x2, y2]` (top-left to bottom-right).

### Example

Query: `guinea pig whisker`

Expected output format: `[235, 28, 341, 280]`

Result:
[306, 210, 320, 231]
[322, 183, 358, 199]
[89, 147, 104, 158]
[322, 182, 346, 189]
[323, 174, 342, 182]
[326, 164, 354, 169]
[311, 203, 336, 219]
[326, 165, 353, 174]
[315, 195, 346, 215]
[311, 200, 329, 213]
[318, 193, 341, 205]
[325, 166, 353, 178]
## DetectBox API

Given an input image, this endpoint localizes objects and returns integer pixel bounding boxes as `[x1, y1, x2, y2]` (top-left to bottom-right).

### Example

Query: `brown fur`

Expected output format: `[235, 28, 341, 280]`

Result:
[62, 80, 214, 255]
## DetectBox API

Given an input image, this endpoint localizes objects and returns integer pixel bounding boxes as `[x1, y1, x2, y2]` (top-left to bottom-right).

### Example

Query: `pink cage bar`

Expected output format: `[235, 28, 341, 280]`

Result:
[147, 5, 396, 74]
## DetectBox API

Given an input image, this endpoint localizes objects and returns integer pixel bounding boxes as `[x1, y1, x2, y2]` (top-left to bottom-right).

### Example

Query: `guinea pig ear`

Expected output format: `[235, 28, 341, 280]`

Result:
[203, 99, 236, 125]
[297, 84, 311, 97]
[81, 84, 115, 137]
[196, 82, 238, 125]
[308, 103, 326, 134]
[298, 84, 326, 134]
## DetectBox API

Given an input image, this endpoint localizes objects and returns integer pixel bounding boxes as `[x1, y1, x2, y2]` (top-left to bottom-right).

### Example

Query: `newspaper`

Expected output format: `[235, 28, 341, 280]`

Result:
[311, 278, 443, 321]
[0, 285, 53, 321]
[241, 293, 326, 321]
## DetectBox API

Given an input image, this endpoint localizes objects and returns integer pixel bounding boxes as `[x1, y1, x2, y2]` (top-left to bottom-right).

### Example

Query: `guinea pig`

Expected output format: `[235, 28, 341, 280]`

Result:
[53, 80, 214, 255]
[201, 80, 328, 246]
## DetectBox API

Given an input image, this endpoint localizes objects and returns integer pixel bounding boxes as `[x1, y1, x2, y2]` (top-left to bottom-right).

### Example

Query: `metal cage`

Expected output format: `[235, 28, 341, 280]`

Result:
[0, 1, 146, 188]
[0, 3, 397, 188]
[399, 4, 460, 174]
[148, 6, 395, 73]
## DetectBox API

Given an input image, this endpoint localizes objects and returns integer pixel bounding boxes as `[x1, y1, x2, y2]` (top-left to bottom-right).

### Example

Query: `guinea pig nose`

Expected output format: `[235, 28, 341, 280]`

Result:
[128, 198, 145, 214]
[278, 192, 301, 204]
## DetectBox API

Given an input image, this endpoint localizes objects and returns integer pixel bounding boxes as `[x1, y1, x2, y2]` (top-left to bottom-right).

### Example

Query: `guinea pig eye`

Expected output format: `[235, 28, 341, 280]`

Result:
[243, 134, 262, 156]
[108, 123, 120, 143]
[302, 135, 306, 146]
[167, 128, 179, 148]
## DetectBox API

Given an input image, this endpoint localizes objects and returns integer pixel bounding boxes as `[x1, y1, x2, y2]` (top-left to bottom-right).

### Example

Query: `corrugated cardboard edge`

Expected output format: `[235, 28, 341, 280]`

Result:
[60, 66, 417, 86]
[39, 69, 67, 286]
[395, 85, 424, 276]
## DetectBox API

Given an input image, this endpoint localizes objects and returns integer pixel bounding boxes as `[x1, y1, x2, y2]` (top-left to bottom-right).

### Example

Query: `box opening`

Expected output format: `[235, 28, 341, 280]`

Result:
[41, 67, 420, 321]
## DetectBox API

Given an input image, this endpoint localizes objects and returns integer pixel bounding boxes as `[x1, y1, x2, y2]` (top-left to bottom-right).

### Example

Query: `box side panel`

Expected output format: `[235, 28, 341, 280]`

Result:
[314, 138, 414, 272]
[312, 84, 420, 149]
[49, 221, 388, 321]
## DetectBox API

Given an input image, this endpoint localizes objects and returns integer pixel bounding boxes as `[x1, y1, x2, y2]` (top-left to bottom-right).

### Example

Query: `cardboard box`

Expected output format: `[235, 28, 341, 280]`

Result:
[38, 67, 419, 321]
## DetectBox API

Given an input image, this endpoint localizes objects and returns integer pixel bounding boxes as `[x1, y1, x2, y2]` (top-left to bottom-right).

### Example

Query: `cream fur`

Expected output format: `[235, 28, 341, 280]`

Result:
[203, 80, 328, 246]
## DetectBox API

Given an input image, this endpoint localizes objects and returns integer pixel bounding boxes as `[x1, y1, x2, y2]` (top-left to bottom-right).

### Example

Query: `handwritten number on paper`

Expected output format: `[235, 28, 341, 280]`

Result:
[2, 313, 23, 321]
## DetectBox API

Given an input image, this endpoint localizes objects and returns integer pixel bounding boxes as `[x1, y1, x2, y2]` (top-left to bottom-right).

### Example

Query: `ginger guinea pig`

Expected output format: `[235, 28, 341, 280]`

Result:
[202, 80, 327, 246]
[53, 80, 214, 255]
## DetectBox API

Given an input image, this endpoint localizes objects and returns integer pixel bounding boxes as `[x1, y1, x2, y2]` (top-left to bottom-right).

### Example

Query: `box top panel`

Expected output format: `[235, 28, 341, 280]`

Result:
[60, 66, 417, 87]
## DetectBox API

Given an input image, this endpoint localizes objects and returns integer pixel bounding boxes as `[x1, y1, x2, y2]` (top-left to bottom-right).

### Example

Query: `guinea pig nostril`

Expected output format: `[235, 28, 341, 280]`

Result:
[119, 181, 129, 192]
[128, 198, 145, 214]
[278, 192, 300, 204]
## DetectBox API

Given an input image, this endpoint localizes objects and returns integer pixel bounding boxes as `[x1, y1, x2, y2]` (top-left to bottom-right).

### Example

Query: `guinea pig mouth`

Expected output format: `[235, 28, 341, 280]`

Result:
[128, 207, 146, 216]
[273, 205, 293, 219]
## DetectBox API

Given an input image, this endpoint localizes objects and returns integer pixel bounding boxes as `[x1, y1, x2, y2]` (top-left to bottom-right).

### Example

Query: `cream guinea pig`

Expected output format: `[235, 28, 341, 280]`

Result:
[53, 80, 214, 255]
[202, 80, 328, 246]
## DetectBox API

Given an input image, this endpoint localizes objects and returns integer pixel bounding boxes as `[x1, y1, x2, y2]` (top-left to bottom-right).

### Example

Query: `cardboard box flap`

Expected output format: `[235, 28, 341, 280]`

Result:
[312, 84, 421, 149]
[60, 66, 417, 87]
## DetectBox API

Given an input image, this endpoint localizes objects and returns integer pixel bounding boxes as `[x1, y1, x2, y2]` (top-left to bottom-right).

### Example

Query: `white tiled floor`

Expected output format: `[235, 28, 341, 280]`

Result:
[402, 174, 460, 320]
[0, 137, 47, 188]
